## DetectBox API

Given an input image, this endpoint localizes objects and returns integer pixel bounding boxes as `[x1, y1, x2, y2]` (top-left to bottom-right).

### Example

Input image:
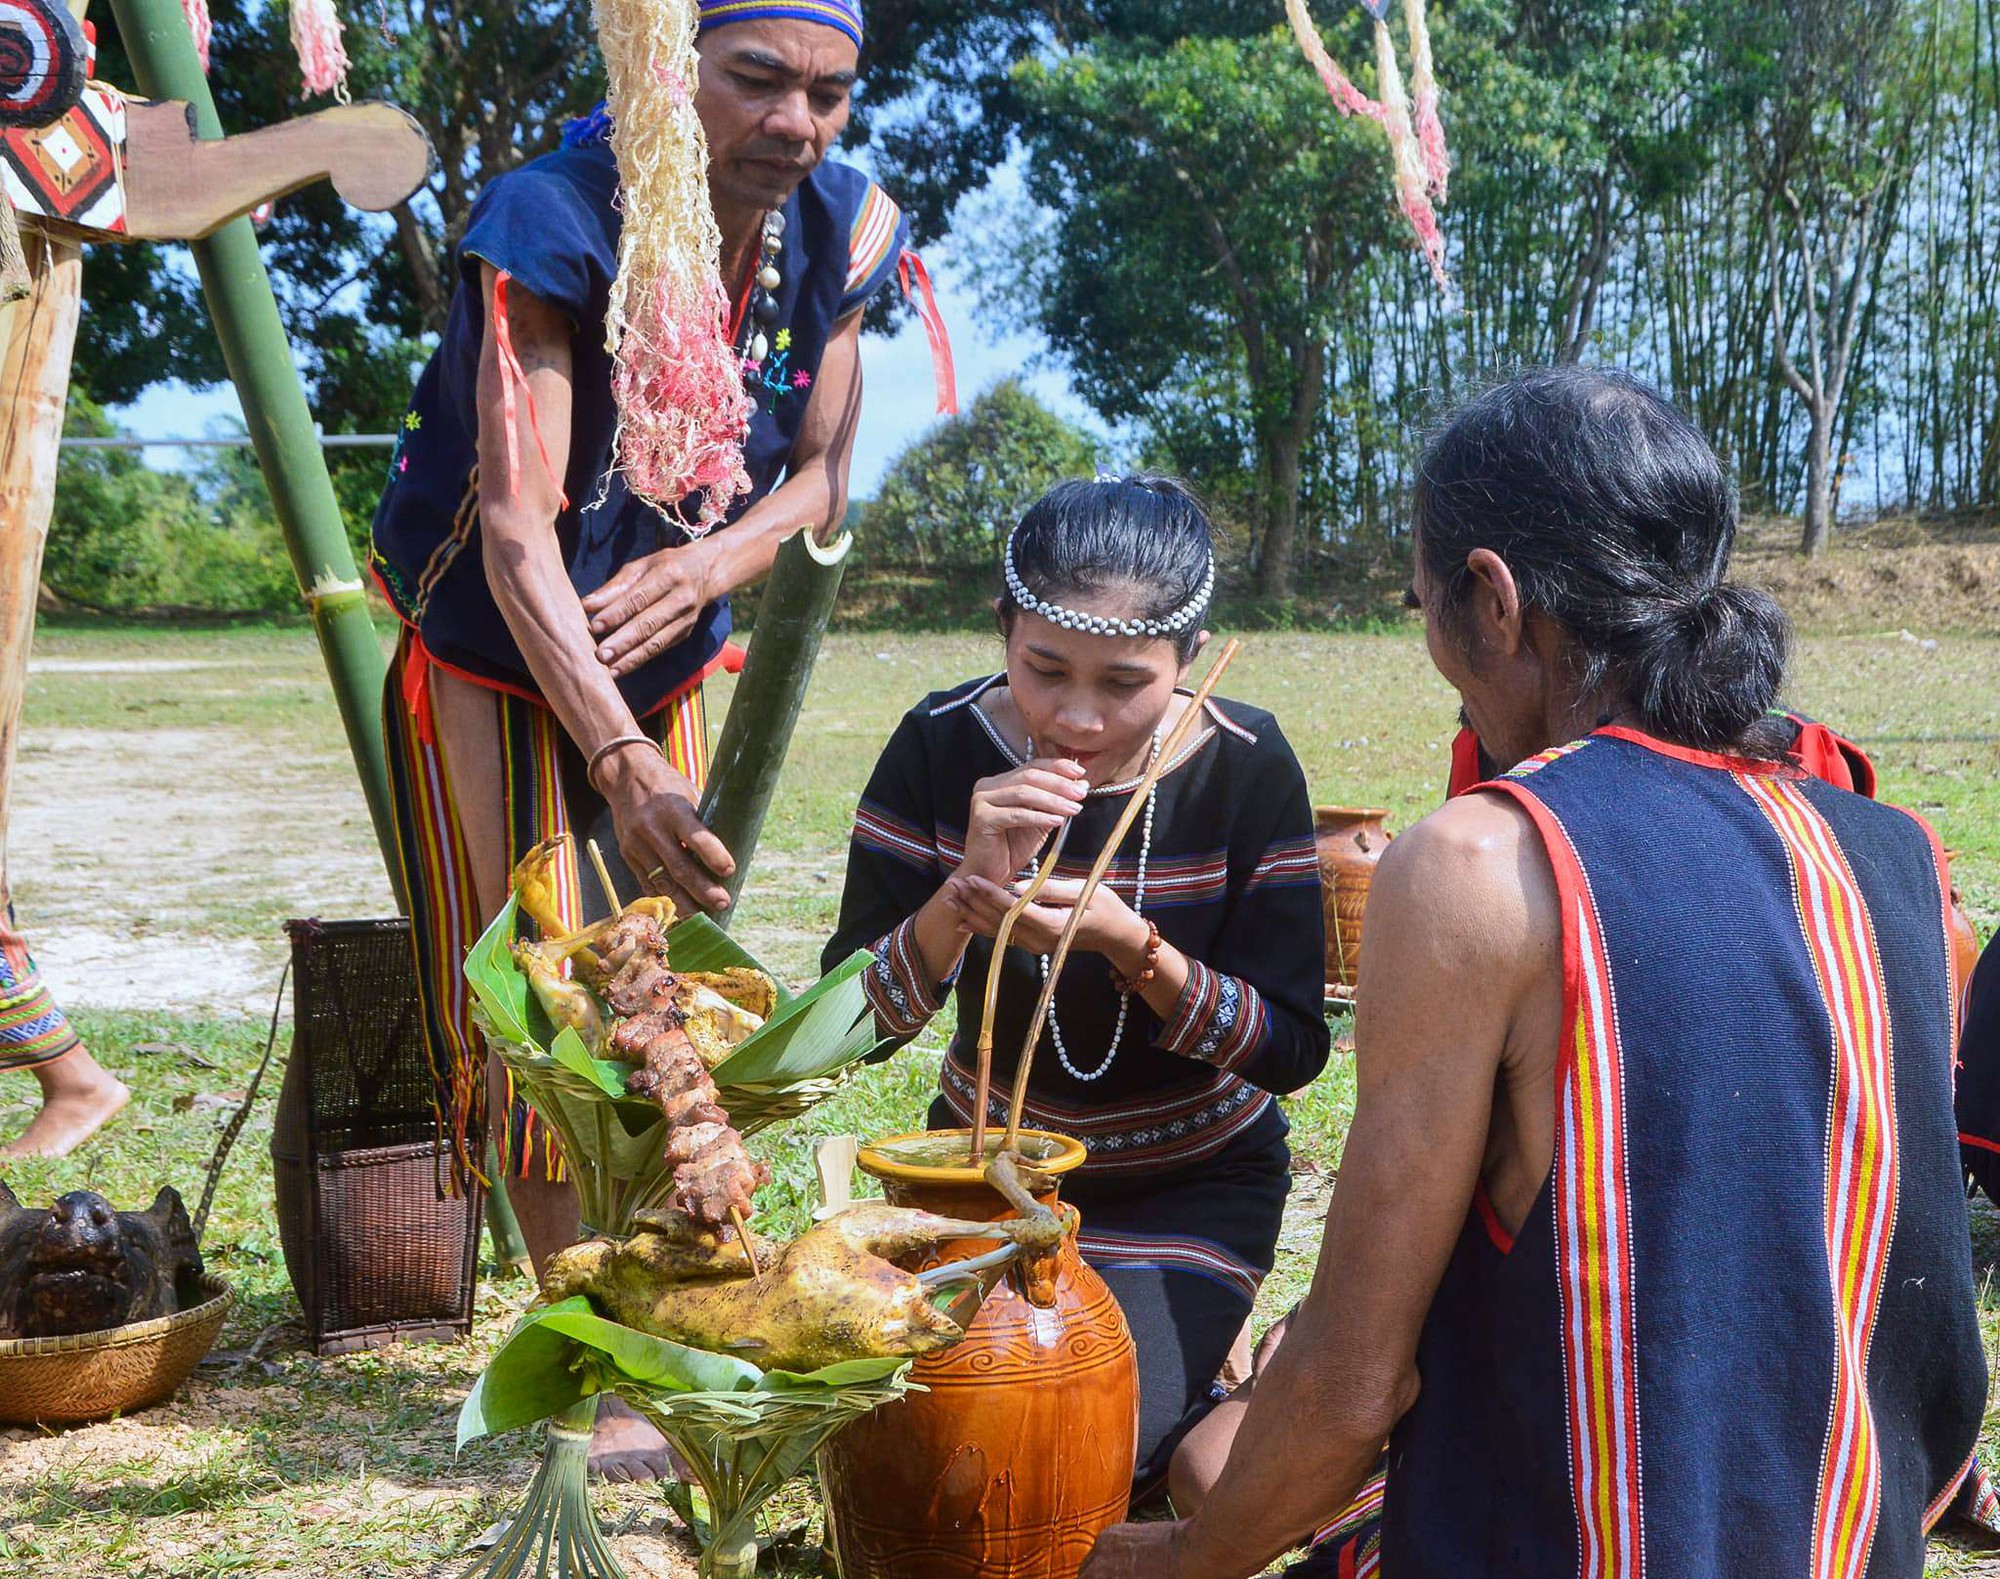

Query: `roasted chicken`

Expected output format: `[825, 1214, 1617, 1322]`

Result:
[541, 1200, 1064, 1372]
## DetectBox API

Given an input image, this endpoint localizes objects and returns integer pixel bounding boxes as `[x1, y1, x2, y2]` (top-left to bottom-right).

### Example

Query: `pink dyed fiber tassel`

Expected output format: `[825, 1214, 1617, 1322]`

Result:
[1403, 0, 1451, 202]
[291, 0, 350, 98]
[613, 276, 753, 533]
[181, 0, 212, 70]
[1284, 0, 1453, 292]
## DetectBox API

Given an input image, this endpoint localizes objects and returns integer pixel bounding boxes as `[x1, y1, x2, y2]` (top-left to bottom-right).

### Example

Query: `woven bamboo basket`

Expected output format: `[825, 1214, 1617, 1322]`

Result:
[0, 1273, 233, 1425]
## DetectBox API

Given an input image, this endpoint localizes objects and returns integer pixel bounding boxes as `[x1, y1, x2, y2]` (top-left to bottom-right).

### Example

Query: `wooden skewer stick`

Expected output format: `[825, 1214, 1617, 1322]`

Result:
[731, 1206, 765, 1284]
[967, 819, 1074, 1165]
[1002, 639, 1243, 1151]
[586, 838, 623, 914]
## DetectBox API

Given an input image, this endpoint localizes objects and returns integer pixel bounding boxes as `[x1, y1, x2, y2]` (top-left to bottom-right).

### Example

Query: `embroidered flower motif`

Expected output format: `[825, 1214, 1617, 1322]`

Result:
[403, 411, 422, 431]
[741, 358, 762, 377]
[397, 456, 408, 473]
[775, 328, 792, 352]
[793, 370, 812, 390]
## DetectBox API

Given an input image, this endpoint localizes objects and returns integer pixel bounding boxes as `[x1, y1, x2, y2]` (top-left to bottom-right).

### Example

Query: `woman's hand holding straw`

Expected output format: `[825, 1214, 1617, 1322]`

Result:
[968, 819, 1073, 1163]
[1001, 639, 1243, 1151]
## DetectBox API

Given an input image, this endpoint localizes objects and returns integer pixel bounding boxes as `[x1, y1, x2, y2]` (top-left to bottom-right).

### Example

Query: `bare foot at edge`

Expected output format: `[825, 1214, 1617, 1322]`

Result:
[589, 1395, 684, 1484]
[0, 1062, 131, 1159]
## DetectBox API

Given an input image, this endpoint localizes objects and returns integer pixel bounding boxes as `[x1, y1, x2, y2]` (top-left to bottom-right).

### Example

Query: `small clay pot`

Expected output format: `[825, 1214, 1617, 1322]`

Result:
[1315, 806, 1392, 991]
[1945, 849, 1982, 1013]
[818, 1129, 1138, 1579]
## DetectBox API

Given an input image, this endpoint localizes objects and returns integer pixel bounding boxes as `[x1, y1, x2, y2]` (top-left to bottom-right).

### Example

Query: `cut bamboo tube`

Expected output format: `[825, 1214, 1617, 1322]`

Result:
[967, 820, 1073, 1164]
[586, 838, 622, 913]
[1002, 639, 1243, 1150]
[109, 0, 403, 899]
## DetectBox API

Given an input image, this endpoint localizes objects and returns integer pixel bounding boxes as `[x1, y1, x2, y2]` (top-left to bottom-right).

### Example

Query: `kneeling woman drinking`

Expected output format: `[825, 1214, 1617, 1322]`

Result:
[824, 474, 1330, 1487]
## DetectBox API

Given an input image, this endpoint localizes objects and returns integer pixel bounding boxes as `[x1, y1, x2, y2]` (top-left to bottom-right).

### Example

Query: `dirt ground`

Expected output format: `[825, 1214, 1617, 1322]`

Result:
[12, 651, 397, 1014]
[1735, 511, 2000, 635]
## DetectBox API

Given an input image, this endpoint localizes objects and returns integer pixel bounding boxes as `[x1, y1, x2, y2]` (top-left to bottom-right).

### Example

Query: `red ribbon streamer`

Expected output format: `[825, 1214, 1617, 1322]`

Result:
[898, 251, 958, 416]
[491, 271, 570, 512]
[401, 630, 436, 747]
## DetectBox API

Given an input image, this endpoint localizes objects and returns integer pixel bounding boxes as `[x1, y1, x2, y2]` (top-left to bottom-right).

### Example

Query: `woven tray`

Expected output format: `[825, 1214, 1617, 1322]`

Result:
[0, 1274, 233, 1425]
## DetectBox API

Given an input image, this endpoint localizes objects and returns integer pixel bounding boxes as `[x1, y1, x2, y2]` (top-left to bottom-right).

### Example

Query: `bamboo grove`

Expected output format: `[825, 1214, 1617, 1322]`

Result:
[974, 0, 2000, 583]
[1308, 0, 2000, 564]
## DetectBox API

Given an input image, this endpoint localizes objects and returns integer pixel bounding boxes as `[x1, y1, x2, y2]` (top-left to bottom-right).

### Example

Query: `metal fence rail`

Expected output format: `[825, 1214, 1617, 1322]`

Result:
[60, 434, 397, 449]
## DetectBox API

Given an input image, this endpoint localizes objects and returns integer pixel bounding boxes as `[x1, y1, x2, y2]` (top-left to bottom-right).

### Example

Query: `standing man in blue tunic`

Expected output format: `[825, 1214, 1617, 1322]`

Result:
[368, 0, 908, 1472]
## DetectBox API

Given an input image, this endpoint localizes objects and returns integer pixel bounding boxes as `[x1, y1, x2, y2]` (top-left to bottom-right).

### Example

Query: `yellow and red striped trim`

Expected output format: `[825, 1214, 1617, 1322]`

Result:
[846, 183, 901, 298]
[1740, 774, 1899, 1579]
[1486, 772, 1646, 1579]
[1558, 876, 1646, 1579]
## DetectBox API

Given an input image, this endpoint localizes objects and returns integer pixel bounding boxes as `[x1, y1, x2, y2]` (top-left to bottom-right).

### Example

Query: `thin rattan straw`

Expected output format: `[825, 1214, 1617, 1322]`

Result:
[195, 961, 289, 1244]
[967, 819, 1073, 1163]
[1002, 639, 1243, 1150]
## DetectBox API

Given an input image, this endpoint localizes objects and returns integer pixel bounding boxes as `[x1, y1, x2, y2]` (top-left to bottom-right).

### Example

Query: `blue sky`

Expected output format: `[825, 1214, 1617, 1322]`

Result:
[111, 228, 1098, 501]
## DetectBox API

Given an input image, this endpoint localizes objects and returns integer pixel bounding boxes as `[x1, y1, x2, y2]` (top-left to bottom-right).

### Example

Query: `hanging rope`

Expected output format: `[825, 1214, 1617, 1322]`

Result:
[290, 0, 350, 101]
[1285, 0, 1452, 291]
[180, 0, 212, 71]
[593, 0, 753, 536]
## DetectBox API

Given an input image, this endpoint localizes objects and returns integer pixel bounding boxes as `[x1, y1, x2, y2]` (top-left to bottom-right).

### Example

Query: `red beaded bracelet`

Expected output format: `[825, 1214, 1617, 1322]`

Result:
[1111, 919, 1162, 995]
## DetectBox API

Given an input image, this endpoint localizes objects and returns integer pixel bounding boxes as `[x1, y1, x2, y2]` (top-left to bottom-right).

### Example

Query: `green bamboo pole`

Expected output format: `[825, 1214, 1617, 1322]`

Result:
[698, 527, 850, 919]
[108, 0, 402, 899]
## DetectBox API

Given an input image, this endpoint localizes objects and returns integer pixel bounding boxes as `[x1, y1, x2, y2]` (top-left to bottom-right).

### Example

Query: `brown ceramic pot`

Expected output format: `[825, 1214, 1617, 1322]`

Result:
[1946, 850, 1981, 1011]
[1314, 806, 1391, 992]
[819, 1129, 1138, 1579]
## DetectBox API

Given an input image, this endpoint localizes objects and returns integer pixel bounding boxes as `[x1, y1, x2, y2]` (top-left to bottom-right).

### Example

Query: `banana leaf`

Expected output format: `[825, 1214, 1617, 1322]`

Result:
[457, 1304, 595, 1446]
[549, 1025, 632, 1101]
[459, 1297, 912, 1447]
[706, 948, 876, 1086]
[757, 1355, 912, 1390]
[466, 894, 537, 1047]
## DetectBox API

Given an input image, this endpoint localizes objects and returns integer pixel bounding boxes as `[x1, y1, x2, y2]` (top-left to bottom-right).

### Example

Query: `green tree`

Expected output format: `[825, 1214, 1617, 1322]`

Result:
[43, 399, 194, 608]
[1007, 29, 1394, 601]
[869, 380, 1100, 567]
[76, 0, 600, 417]
[1731, 0, 1934, 554]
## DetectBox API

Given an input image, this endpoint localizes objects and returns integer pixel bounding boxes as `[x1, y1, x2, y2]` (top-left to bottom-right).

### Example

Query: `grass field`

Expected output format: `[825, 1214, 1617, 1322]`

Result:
[2, 619, 1997, 1576]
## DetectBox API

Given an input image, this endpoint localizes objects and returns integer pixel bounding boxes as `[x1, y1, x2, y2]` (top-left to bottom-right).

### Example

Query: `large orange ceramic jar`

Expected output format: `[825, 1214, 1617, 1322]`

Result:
[819, 1129, 1138, 1579]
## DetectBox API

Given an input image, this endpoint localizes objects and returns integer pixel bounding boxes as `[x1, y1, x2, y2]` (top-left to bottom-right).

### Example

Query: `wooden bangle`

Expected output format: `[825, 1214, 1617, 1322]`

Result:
[1110, 919, 1163, 995]
[585, 732, 660, 791]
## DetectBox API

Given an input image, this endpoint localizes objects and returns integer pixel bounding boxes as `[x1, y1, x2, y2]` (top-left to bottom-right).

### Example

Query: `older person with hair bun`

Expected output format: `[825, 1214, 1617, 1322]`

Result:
[1087, 366, 1990, 1578]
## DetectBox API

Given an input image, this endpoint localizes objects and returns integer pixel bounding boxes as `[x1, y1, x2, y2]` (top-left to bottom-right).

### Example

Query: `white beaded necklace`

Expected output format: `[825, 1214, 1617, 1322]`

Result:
[1033, 725, 1163, 1083]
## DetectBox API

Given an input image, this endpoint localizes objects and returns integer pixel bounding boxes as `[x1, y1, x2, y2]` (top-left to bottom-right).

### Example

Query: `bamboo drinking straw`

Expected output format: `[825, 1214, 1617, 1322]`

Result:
[1000, 638, 1242, 1152]
[967, 819, 1073, 1164]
